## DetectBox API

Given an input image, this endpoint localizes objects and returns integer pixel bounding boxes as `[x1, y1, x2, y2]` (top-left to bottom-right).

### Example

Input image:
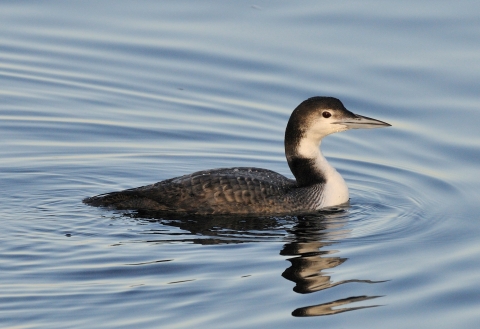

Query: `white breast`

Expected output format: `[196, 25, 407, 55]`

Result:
[310, 146, 349, 208]
[318, 166, 349, 208]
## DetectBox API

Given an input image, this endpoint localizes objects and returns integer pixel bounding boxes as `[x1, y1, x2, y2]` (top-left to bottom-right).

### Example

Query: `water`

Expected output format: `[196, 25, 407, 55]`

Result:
[1, 1, 480, 328]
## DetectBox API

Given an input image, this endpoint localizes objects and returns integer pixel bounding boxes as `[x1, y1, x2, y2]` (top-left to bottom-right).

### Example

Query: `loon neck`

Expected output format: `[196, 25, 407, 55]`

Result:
[286, 138, 335, 187]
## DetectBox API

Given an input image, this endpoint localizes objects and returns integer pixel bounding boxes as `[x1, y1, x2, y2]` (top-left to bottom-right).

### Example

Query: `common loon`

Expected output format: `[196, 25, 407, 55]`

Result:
[83, 97, 390, 215]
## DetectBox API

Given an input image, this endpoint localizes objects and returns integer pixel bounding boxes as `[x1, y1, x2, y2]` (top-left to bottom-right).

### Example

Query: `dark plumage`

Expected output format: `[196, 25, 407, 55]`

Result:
[84, 167, 324, 215]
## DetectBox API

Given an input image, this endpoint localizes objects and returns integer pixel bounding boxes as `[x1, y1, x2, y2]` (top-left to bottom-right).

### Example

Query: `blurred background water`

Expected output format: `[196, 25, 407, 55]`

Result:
[1, 1, 479, 328]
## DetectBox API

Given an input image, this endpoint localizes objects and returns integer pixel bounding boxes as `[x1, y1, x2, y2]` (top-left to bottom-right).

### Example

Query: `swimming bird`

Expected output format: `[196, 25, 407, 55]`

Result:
[83, 97, 390, 215]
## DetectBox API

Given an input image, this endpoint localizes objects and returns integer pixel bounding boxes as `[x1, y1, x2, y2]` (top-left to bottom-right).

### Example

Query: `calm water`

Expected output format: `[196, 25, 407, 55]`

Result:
[1, 1, 480, 328]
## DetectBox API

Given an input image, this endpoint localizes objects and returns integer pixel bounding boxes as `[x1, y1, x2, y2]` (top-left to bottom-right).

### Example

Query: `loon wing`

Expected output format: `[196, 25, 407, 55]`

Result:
[83, 167, 299, 215]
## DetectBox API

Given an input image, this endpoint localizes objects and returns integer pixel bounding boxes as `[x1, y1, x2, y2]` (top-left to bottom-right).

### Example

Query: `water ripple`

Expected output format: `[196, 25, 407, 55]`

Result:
[343, 160, 455, 244]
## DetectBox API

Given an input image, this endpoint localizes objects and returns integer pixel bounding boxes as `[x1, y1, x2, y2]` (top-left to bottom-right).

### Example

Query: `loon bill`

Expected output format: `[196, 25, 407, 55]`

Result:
[84, 96, 391, 215]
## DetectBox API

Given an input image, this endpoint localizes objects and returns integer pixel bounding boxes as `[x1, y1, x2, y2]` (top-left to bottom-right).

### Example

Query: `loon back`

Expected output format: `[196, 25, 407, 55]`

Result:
[84, 96, 390, 215]
[83, 167, 325, 215]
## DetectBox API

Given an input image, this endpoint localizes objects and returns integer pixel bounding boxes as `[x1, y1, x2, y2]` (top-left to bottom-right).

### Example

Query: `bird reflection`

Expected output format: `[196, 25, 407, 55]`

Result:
[129, 208, 384, 316]
[282, 214, 348, 294]
[281, 212, 384, 316]
[130, 210, 291, 244]
[292, 295, 381, 317]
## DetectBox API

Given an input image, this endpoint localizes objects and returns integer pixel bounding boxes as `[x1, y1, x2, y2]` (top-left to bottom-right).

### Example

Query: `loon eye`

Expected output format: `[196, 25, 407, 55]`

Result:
[322, 111, 331, 118]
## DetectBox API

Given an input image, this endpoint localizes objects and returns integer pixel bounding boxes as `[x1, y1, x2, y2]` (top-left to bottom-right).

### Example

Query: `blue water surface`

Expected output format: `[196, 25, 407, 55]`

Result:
[1, 1, 479, 328]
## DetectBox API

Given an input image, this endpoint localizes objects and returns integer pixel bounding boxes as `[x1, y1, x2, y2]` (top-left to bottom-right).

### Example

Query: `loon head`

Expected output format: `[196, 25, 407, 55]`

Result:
[285, 96, 390, 187]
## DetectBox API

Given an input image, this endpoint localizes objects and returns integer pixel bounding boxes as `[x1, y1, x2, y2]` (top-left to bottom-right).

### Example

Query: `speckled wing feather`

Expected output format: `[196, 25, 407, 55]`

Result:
[83, 167, 323, 215]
